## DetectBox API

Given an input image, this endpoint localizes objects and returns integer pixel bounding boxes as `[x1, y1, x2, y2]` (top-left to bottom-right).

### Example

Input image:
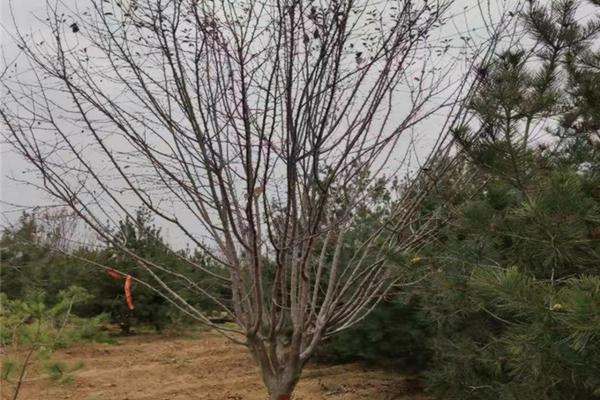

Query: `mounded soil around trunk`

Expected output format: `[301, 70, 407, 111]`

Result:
[2, 331, 433, 400]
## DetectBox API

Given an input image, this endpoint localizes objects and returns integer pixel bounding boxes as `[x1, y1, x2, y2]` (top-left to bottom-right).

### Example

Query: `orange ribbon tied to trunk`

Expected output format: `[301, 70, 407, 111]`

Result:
[124, 274, 134, 311]
[106, 268, 135, 311]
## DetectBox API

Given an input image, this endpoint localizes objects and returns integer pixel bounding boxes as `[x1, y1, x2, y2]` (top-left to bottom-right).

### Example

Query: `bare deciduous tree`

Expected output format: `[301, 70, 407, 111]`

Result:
[1, 0, 511, 397]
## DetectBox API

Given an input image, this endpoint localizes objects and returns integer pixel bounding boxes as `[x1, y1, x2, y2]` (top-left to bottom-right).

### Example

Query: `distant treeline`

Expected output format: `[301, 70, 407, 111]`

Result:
[1, 208, 228, 334]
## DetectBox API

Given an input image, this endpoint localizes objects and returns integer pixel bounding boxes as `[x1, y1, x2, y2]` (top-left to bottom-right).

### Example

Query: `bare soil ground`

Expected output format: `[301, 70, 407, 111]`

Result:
[2, 331, 432, 400]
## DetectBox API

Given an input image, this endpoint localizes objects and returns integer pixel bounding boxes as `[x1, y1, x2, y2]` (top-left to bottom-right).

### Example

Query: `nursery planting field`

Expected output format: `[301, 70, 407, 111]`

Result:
[1, 331, 432, 400]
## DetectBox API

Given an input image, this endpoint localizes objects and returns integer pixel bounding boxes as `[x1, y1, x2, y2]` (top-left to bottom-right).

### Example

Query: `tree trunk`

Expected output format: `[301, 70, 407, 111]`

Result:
[265, 375, 296, 400]
[248, 336, 301, 400]
[262, 364, 300, 400]
[269, 391, 292, 400]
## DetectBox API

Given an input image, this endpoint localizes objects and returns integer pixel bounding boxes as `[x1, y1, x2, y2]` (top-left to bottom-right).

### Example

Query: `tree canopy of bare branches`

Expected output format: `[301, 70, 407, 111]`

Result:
[1, 0, 512, 397]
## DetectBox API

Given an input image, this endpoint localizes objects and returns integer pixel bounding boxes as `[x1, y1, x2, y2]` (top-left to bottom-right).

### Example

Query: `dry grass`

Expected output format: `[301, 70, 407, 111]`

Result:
[1, 330, 433, 400]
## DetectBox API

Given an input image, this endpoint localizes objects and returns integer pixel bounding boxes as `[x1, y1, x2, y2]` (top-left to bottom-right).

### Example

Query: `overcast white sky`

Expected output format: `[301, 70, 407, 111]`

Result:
[0, 0, 525, 247]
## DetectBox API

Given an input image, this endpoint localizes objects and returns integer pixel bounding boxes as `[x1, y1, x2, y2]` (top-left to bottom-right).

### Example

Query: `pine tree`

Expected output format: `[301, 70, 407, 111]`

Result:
[407, 1, 600, 399]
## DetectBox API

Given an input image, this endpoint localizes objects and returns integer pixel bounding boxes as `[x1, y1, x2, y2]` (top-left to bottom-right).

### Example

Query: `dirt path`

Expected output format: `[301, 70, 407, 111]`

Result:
[2, 331, 431, 400]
